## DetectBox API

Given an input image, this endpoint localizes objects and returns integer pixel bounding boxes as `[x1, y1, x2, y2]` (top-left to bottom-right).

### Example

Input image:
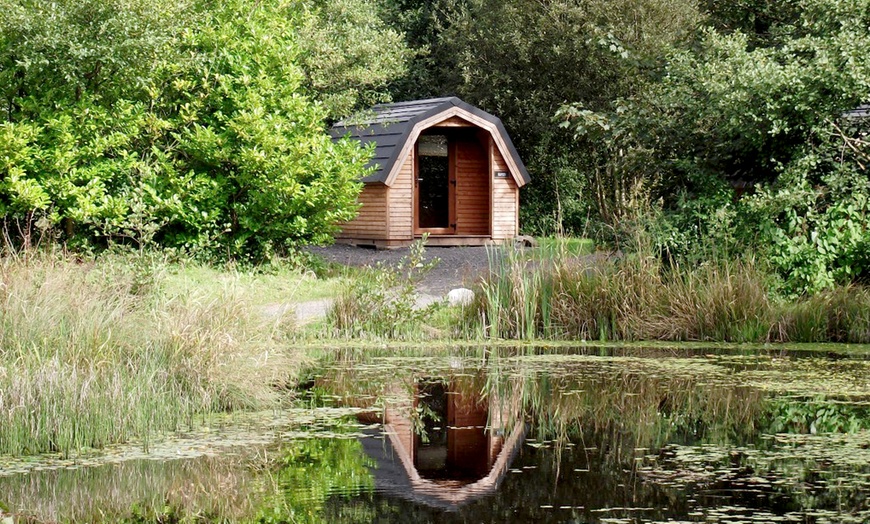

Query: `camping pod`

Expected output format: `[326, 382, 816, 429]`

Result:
[331, 97, 530, 248]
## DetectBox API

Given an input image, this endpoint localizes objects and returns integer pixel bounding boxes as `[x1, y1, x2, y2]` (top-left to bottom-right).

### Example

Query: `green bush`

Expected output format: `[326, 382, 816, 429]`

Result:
[0, 0, 411, 260]
[327, 239, 439, 339]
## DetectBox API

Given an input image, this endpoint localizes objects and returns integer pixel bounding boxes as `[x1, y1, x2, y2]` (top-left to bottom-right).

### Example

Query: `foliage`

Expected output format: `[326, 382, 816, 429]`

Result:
[328, 238, 440, 339]
[557, 0, 870, 293]
[746, 119, 870, 294]
[386, 0, 701, 236]
[167, 0, 369, 258]
[0, 0, 411, 260]
[297, 0, 410, 119]
[0, 0, 191, 109]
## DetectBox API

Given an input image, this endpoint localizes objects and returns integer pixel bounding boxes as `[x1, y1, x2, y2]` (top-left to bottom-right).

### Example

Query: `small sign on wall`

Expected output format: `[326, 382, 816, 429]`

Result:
[494, 171, 509, 178]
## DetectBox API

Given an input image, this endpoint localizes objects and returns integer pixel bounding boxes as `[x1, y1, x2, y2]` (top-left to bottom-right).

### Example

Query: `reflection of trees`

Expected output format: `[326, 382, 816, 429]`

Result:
[309, 348, 870, 521]
[513, 365, 765, 463]
[255, 437, 376, 524]
[315, 437, 687, 523]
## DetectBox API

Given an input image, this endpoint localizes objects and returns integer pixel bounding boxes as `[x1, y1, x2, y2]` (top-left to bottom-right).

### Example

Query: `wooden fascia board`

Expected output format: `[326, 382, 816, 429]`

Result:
[383, 108, 527, 188]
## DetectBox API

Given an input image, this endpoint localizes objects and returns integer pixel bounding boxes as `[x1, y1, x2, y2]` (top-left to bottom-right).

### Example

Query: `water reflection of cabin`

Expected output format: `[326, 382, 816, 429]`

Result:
[360, 378, 526, 510]
[330, 98, 530, 248]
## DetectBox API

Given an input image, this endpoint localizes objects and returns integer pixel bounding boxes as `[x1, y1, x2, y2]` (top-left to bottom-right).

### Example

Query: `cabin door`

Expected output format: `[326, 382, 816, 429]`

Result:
[415, 134, 455, 235]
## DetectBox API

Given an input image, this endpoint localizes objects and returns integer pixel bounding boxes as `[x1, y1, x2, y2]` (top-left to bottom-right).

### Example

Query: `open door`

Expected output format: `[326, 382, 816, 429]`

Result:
[415, 133, 455, 235]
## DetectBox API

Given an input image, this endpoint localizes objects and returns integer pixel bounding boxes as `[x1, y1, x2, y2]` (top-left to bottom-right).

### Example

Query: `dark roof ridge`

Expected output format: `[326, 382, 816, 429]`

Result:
[842, 104, 870, 119]
[331, 97, 530, 185]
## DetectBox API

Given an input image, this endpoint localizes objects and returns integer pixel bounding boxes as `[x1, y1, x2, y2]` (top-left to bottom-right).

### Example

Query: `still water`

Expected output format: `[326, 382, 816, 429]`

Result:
[2, 345, 870, 523]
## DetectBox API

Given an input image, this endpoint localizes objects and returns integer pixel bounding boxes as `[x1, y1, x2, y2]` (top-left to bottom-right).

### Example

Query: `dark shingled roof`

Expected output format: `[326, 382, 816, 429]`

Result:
[843, 104, 870, 119]
[331, 97, 530, 185]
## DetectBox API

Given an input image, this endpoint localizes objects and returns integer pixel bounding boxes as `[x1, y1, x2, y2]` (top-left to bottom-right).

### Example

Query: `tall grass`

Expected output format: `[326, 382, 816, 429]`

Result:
[0, 253, 297, 457]
[469, 243, 870, 343]
[778, 285, 870, 343]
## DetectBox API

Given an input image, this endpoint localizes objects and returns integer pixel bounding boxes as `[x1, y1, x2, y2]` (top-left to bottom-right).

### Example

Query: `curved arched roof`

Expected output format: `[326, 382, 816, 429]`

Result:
[331, 97, 530, 187]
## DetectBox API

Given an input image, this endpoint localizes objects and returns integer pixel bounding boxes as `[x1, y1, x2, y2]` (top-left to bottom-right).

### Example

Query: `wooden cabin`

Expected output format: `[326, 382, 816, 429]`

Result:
[331, 98, 530, 248]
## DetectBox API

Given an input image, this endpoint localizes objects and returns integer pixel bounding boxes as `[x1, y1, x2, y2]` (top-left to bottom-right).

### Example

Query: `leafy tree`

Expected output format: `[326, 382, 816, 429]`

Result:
[560, 0, 870, 293]
[166, 0, 370, 257]
[0, 0, 191, 112]
[0, 0, 410, 259]
[386, 0, 700, 236]
[297, 0, 411, 119]
[0, 0, 192, 243]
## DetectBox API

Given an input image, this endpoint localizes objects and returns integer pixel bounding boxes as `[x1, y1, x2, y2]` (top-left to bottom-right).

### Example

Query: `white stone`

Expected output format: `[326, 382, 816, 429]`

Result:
[447, 288, 475, 307]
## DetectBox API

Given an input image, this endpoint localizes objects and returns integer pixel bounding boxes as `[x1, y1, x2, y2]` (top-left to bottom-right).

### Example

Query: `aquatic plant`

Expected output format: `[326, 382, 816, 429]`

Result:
[778, 285, 870, 343]
[468, 243, 870, 343]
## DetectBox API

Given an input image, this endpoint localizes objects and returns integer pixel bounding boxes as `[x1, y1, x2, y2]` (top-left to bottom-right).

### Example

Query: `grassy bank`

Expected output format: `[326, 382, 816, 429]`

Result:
[4, 239, 869, 457]
[317, 238, 870, 344]
[0, 253, 319, 457]
[468, 247, 870, 343]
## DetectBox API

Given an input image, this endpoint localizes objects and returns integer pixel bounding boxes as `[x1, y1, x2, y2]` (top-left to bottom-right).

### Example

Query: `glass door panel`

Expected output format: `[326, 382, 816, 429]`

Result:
[417, 134, 450, 230]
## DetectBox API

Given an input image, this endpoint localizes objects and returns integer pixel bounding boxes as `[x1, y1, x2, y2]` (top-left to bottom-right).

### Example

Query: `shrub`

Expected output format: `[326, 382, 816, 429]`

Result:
[327, 239, 440, 339]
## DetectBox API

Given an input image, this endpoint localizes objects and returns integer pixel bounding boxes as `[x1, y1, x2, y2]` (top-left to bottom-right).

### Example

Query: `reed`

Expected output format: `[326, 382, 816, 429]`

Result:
[468, 242, 868, 343]
[646, 257, 773, 342]
[0, 254, 297, 457]
[777, 285, 870, 343]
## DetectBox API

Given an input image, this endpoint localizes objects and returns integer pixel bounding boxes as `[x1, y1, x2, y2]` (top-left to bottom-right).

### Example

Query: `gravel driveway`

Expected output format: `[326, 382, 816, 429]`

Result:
[305, 244, 498, 296]
[276, 244, 499, 323]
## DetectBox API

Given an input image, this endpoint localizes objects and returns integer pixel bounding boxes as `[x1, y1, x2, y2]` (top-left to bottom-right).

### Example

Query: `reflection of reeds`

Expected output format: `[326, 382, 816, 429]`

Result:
[470, 246, 870, 343]
[0, 255, 295, 456]
[0, 455, 262, 523]
[488, 358, 766, 470]
[318, 349, 767, 468]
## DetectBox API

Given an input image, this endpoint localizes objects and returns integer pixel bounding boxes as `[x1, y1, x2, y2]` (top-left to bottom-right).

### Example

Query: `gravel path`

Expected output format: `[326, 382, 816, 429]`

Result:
[305, 244, 497, 296]
[271, 244, 498, 324]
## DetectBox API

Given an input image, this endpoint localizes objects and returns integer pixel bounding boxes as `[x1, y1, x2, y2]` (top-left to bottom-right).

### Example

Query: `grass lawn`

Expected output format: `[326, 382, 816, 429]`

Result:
[533, 236, 596, 259]
[162, 262, 348, 308]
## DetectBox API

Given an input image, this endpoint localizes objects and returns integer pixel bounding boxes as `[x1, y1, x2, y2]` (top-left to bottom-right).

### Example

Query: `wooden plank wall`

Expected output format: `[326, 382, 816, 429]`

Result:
[436, 116, 475, 128]
[336, 184, 388, 240]
[339, 128, 520, 244]
[455, 140, 489, 235]
[388, 151, 414, 240]
[491, 147, 518, 239]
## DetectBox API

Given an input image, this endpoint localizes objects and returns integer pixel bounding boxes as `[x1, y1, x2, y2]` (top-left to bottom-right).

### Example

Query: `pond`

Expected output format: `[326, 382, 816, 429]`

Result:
[2, 345, 870, 523]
